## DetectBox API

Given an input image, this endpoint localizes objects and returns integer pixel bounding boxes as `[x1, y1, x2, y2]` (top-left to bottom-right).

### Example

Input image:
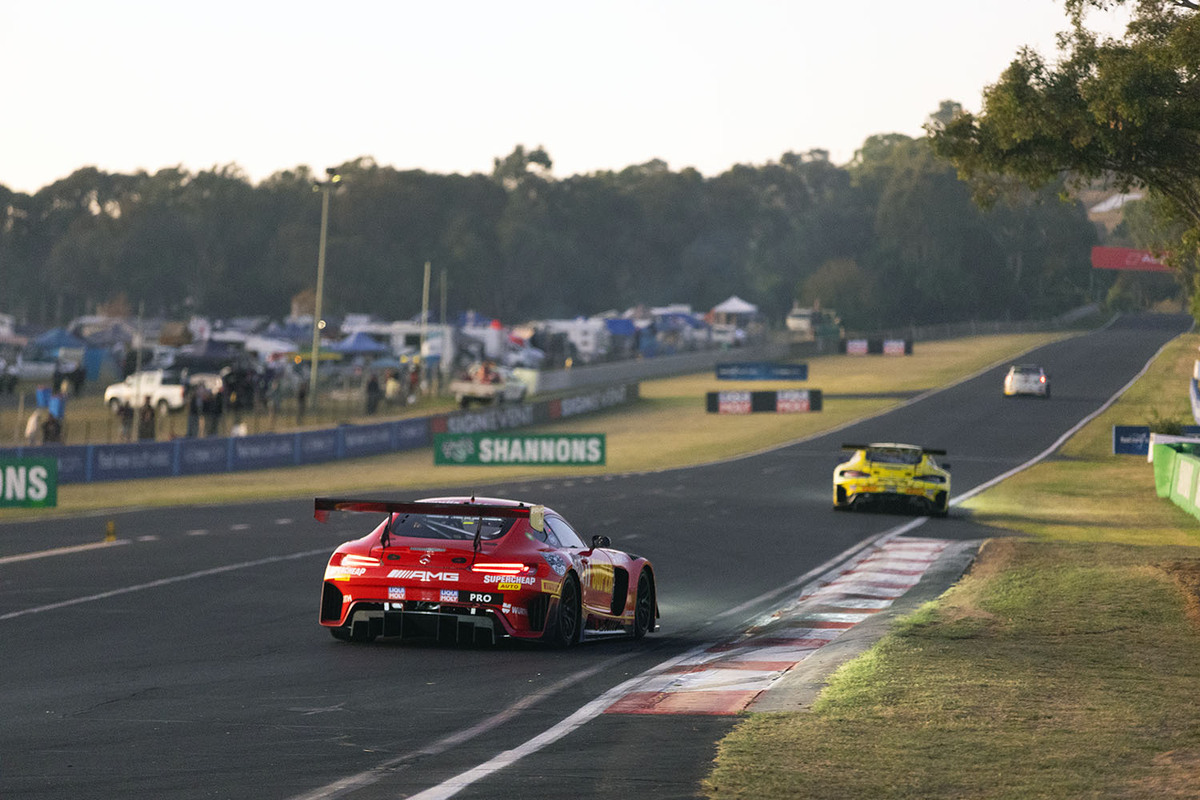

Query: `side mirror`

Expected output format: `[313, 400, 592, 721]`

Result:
[591, 535, 611, 549]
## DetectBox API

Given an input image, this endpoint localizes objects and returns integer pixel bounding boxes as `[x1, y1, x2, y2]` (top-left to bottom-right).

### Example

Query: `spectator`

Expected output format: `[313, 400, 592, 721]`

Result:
[25, 408, 44, 446]
[137, 399, 156, 441]
[365, 373, 382, 415]
[408, 363, 421, 404]
[204, 388, 224, 437]
[296, 381, 308, 424]
[384, 370, 402, 406]
[118, 400, 135, 442]
[185, 384, 204, 437]
[268, 376, 282, 423]
[70, 364, 86, 396]
[41, 414, 62, 444]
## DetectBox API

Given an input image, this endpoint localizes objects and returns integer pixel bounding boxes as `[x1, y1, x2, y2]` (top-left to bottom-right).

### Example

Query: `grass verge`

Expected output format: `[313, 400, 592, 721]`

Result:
[704, 333, 1200, 799]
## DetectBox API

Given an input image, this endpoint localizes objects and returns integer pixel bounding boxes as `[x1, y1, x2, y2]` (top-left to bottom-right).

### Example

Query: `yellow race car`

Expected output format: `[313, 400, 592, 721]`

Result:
[832, 443, 950, 517]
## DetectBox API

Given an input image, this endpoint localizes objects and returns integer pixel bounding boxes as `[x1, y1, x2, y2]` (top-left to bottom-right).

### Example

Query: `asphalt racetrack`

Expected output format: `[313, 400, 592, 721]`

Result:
[0, 314, 1190, 800]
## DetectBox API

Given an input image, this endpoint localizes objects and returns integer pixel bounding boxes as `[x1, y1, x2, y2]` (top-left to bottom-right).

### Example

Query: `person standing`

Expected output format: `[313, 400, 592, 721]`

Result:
[185, 384, 203, 437]
[24, 408, 44, 446]
[118, 400, 135, 442]
[384, 370, 402, 407]
[296, 380, 308, 425]
[137, 399, 156, 441]
[365, 373, 382, 415]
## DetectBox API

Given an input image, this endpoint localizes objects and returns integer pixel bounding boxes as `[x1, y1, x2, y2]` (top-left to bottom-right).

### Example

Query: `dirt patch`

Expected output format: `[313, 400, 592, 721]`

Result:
[1121, 748, 1200, 799]
[1156, 560, 1200, 628]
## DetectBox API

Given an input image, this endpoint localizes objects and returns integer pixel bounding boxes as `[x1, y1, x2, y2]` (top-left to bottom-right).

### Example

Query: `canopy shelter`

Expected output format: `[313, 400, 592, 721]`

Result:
[709, 296, 759, 326]
[330, 332, 389, 354]
[711, 296, 758, 315]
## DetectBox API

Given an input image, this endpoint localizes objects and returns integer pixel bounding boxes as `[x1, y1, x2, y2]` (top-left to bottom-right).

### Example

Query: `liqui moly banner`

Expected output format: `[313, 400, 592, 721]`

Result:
[707, 390, 823, 414]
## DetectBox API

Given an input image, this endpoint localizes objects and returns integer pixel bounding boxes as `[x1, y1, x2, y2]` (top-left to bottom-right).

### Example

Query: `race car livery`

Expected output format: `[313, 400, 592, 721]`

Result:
[832, 443, 950, 516]
[315, 496, 658, 646]
[1003, 364, 1050, 398]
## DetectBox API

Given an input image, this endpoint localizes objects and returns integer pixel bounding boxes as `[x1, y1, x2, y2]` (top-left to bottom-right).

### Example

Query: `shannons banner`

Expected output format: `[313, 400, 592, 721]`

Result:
[434, 433, 605, 466]
[0, 457, 58, 508]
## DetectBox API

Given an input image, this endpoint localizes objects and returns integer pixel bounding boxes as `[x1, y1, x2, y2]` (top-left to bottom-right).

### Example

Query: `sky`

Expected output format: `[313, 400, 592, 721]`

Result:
[0, 1, 1132, 195]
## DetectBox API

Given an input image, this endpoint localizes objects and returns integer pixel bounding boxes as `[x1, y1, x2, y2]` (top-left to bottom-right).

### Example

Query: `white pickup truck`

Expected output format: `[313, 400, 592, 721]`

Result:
[449, 364, 528, 409]
[104, 370, 221, 415]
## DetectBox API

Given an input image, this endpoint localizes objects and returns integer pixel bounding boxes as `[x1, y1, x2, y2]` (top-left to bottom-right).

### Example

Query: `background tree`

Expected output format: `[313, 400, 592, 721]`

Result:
[929, 0, 1200, 316]
[0, 132, 1103, 330]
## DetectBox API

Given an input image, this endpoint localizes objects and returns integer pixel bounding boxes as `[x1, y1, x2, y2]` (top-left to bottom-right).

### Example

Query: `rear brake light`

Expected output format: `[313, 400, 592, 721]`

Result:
[470, 562, 532, 575]
[339, 554, 381, 567]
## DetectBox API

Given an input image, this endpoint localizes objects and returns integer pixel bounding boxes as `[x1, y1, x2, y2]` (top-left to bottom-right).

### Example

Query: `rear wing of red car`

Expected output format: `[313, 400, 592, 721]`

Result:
[313, 497, 538, 523]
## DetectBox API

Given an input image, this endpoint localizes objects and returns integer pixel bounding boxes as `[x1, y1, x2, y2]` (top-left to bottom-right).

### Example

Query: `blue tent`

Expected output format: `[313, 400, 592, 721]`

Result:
[33, 328, 86, 350]
[331, 332, 389, 354]
[604, 318, 637, 337]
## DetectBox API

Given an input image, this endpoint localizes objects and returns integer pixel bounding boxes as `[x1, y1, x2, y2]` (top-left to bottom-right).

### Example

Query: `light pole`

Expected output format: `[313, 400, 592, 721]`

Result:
[309, 167, 340, 410]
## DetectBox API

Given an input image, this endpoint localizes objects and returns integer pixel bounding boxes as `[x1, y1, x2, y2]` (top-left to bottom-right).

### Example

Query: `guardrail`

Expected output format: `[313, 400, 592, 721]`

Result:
[0, 383, 639, 485]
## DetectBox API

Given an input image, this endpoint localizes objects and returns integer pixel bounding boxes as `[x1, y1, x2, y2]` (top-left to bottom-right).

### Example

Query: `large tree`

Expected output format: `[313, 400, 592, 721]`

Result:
[930, 0, 1200, 314]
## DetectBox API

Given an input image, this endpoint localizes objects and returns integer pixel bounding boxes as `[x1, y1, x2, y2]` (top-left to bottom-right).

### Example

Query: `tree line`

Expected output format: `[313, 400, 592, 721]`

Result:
[0, 129, 1112, 333]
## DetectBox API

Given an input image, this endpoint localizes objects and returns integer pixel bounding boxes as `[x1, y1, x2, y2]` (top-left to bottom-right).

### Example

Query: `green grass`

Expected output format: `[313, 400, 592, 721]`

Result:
[704, 332, 1200, 800]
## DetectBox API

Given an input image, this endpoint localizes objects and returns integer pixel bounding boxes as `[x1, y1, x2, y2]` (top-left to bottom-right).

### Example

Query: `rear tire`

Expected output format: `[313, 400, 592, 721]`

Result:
[542, 574, 581, 648]
[931, 492, 949, 517]
[633, 571, 654, 639]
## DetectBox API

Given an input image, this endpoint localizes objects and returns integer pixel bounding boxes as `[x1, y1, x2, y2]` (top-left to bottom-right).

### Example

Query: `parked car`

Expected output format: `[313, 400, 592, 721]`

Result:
[104, 369, 222, 415]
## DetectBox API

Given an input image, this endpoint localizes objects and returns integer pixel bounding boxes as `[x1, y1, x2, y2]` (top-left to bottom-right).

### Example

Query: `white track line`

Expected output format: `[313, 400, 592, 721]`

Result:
[0, 539, 130, 565]
[0, 548, 330, 621]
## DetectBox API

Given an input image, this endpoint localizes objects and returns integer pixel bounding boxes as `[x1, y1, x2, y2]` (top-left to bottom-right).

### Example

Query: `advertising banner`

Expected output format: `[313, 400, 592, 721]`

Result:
[715, 362, 808, 381]
[1113, 425, 1200, 456]
[1090, 246, 1170, 272]
[0, 381, 637, 483]
[434, 433, 605, 466]
[841, 338, 912, 355]
[1113, 425, 1152, 455]
[707, 390, 823, 414]
[0, 456, 57, 508]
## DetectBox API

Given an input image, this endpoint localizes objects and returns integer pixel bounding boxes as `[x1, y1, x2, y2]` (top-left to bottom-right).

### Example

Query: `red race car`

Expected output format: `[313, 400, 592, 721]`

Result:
[315, 496, 658, 646]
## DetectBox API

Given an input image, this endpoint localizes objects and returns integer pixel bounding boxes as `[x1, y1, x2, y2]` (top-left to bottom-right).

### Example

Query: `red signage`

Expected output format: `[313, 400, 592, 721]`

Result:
[1090, 246, 1170, 272]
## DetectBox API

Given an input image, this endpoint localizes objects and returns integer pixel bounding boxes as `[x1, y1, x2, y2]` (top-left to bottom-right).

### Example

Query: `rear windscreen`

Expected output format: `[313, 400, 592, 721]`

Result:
[867, 448, 921, 466]
[387, 513, 516, 541]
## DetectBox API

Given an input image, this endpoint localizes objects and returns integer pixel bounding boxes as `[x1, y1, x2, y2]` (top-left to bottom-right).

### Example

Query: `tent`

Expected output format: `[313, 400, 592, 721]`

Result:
[330, 332, 389, 354]
[710, 296, 758, 315]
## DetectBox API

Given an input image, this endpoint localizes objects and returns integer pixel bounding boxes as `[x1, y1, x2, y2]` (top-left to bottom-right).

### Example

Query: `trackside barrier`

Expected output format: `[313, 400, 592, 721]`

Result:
[1150, 438, 1200, 521]
[0, 383, 639, 485]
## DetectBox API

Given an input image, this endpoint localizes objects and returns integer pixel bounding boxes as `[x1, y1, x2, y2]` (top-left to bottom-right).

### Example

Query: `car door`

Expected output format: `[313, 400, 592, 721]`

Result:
[546, 516, 615, 615]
